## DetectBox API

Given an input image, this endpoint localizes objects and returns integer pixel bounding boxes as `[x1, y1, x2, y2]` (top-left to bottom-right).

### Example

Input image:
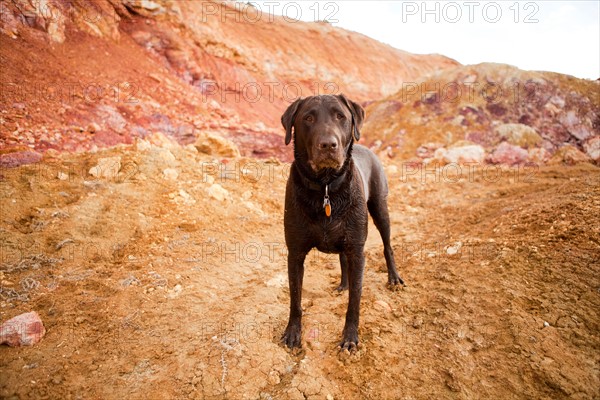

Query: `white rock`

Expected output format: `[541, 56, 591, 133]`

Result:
[243, 201, 264, 216]
[156, 149, 176, 164]
[242, 190, 253, 200]
[178, 189, 196, 204]
[446, 242, 462, 255]
[207, 184, 229, 202]
[89, 156, 122, 179]
[163, 168, 179, 181]
[374, 300, 392, 312]
[441, 145, 485, 164]
[168, 284, 183, 299]
[135, 138, 152, 152]
[268, 370, 281, 385]
[266, 274, 286, 288]
[583, 137, 600, 162]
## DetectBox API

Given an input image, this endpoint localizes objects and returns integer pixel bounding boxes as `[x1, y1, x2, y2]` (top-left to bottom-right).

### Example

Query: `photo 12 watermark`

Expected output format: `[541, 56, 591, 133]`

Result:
[400, 1, 540, 24]
[0, 82, 140, 105]
[399, 162, 539, 184]
[198, 80, 339, 104]
[400, 80, 542, 105]
[202, 1, 340, 24]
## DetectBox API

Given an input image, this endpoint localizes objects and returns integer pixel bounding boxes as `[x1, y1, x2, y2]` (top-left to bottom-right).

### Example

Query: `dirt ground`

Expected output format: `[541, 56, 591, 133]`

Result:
[0, 141, 599, 399]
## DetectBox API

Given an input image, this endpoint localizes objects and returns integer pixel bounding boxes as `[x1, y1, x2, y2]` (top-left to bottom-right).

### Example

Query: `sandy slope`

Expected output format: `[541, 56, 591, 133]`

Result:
[1, 141, 598, 399]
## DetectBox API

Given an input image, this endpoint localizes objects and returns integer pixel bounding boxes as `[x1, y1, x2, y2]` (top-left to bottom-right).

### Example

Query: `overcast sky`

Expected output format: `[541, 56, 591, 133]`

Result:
[246, 1, 600, 80]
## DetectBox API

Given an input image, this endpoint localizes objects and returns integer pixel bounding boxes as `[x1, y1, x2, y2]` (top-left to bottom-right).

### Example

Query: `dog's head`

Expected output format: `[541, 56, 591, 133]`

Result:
[281, 94, 365, 174]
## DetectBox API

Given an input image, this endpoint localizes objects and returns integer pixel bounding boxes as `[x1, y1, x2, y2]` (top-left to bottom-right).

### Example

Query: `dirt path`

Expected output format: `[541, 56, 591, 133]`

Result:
[1, 143, 599, 399]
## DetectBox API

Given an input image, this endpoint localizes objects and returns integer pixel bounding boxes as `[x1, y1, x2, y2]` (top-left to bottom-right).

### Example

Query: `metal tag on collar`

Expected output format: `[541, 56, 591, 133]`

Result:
[323, 184, 331, 217]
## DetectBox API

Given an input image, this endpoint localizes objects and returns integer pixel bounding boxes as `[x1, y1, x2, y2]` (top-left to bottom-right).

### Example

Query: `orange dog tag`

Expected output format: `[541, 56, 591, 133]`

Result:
[323, 185, 331, 217]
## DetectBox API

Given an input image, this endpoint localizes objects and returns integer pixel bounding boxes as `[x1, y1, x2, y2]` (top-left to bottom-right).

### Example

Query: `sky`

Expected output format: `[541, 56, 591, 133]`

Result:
[245, 1, 600, 80]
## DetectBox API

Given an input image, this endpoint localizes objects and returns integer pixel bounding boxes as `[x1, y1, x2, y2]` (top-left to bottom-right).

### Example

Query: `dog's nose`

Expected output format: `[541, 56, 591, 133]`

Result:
[318, 138, 338, 150]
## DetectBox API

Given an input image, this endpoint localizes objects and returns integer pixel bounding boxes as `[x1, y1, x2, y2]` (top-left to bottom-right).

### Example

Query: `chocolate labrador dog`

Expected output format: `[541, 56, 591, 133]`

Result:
[281, 94, 404, 351]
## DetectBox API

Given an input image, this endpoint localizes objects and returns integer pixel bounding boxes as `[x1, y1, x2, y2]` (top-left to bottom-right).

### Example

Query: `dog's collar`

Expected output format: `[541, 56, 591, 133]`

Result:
[297, 170, 346, 192]
[293, 140, 353, 218]
[296, 169, 347, 218]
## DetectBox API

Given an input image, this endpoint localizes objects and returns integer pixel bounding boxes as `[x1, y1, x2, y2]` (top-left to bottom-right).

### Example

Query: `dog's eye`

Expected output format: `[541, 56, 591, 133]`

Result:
[336, 113, 345, 120]
[304, 115, 314, 123]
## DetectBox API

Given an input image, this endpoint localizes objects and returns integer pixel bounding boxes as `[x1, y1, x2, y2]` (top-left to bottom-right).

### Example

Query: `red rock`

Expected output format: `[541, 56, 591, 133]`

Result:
[95, 105, 127, 134]
[465, 130, 500, 147]
[0, 150, 42, 168]
[488, 142, 528, 165]
[0, 311, 46, 347]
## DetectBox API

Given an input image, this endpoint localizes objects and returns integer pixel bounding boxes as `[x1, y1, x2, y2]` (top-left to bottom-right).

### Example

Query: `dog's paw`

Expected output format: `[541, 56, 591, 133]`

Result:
[335, 282, 348, 292]
[281, 324, 302, 349]
[338, 329, 359, 353]
[339, 340, 358, 352]
[387, 274, 405, 290]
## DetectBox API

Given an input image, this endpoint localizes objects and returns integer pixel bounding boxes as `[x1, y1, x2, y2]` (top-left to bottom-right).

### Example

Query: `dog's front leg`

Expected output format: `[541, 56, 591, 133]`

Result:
[282, 251, 307, 349]
[340, 247, 365, 351]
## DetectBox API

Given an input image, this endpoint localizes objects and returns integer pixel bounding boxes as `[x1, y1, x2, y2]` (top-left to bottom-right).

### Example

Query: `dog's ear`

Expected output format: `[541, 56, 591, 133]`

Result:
[281, 97, 304, 145]
[337, 94, 365, 141]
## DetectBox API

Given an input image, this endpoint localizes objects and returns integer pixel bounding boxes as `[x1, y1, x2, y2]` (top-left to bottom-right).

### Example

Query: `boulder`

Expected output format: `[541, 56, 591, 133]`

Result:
[0, 311, 46, 347]
[527, 148, 551, 165]
[195, 132, 240, 158]
[0, 150, 42, 168]
[549, 145, 592, 165]
[12, 0, 66, 42]
[494, 124, 542, 148]
[559, 111, 593, 141]
[434, 144, 485, 165]
[488, 142, 528, 165]
[583, 137, 600, 163]
[465, 130, 500, 147]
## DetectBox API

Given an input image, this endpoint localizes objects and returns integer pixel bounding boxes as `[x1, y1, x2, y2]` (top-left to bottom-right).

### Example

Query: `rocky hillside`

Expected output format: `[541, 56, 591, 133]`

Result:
[363, 63, 600, 165]
[1, 3, 599, 399]
[0, 0, 458, 160]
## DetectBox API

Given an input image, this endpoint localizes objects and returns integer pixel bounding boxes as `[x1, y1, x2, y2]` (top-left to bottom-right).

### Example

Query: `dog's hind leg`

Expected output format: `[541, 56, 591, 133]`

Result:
[367, 195, 404, 287]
